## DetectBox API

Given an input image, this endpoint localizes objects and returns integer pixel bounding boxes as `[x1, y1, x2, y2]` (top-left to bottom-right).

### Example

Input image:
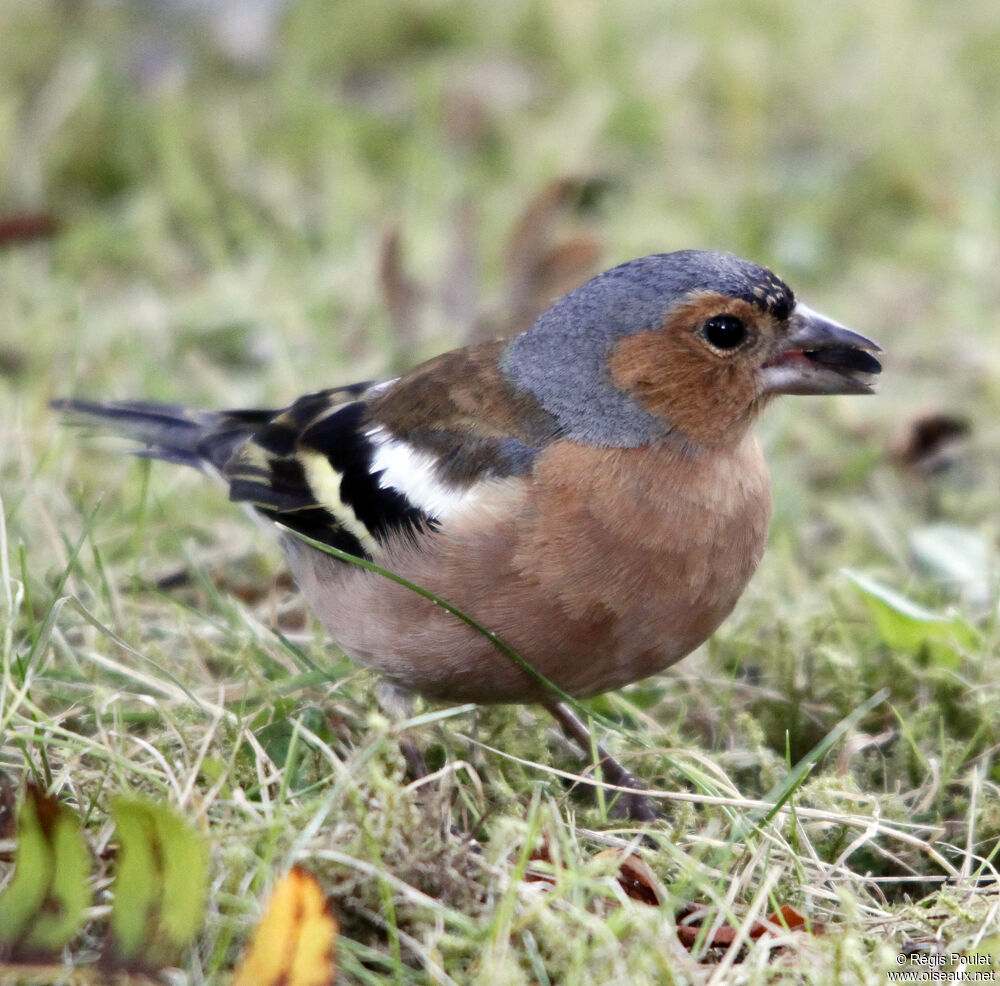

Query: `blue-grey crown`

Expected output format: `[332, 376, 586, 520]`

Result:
[501, 251, 793, 447]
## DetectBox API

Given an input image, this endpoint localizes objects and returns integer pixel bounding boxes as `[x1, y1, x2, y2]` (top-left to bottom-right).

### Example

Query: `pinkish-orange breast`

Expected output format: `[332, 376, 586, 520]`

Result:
[498, 434, 772, 695]
[283, 433, 772, 703]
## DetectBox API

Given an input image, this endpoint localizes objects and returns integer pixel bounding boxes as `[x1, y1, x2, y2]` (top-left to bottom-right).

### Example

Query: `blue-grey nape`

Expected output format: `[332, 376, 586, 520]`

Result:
[501, 251, 794, 447]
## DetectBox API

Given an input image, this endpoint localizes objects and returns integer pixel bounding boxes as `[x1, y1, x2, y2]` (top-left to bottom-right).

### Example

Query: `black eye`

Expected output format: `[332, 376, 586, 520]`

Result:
[703, 314, 748, 351]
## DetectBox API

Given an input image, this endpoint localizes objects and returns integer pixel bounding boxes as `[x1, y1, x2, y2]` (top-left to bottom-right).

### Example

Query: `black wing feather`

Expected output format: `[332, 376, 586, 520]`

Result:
[222, 392, 435, 558]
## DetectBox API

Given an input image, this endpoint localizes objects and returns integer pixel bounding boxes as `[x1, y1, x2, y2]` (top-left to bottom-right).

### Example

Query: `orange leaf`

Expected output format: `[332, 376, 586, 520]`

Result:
[676, 911, 737, 950]
[232, 867, 337, 986]
[749, 904, 824, 938]
[676, 902, 823, 952]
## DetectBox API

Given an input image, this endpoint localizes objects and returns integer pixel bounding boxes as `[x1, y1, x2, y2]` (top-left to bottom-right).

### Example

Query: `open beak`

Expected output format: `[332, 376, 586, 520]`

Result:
[760, 303, 882, 396]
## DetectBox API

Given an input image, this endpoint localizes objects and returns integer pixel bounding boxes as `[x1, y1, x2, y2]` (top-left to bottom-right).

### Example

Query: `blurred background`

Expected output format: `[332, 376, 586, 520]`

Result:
[2, 0, 998, 418]
[4, 4, 1000, 974]
[3, 0, 1000, 728]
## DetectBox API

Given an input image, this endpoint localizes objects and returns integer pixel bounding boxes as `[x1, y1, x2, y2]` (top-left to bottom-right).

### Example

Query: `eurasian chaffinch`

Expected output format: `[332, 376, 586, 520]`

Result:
[56, 250, 881, 819]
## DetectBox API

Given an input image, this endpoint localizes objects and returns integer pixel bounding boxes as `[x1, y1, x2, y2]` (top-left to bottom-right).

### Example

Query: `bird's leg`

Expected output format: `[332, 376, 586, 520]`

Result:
[544, 700, 659, 822]
[375, 682, 428, 781]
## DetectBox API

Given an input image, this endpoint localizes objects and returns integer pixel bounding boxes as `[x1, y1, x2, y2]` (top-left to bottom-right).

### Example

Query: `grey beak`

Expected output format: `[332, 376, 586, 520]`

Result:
[761, 303, 882, 396]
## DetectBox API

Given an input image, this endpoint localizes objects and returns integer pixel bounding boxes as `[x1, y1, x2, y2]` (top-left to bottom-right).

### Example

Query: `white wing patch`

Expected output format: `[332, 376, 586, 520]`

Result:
[366, 426, 481, 520]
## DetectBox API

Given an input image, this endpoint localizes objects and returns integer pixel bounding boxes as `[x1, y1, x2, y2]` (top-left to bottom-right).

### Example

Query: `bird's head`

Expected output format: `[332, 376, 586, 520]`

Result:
[503, 250, 881, 450]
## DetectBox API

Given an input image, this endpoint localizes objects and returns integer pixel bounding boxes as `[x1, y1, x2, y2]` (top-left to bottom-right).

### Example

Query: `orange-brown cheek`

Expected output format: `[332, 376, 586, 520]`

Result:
[608, 330, 760, 447]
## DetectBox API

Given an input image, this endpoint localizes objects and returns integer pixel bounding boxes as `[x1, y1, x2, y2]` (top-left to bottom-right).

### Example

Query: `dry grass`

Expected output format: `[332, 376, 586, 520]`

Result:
[4, 0, 1000, 981]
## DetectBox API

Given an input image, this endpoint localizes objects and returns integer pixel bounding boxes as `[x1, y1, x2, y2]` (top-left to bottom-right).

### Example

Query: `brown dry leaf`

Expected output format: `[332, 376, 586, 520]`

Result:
[231, 867, 337, 986]
[0, 214, 57, 247]
[676, 903, 823, 951]
[378, 227, 424, 355]
[533, 237, 602, 305]
[524, 846, 666, 908]
[0, 347, 27, 379]
[750, 904, 825, 938]
[501, 179, 580, 292]
[676, 904, 736, 949]
[889, 412, 970, 473]
[0, 770, 18, 841]
[374, 179, 602, 346]
[497, 179, 601, 336]
[592, 850, 664, 906]
[523, 841, 558, 890]
[835, 727, 895, 776]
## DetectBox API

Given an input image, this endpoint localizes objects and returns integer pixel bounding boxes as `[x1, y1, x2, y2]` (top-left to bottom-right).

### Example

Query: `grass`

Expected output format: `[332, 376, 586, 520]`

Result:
[4, 0, 1000, 981]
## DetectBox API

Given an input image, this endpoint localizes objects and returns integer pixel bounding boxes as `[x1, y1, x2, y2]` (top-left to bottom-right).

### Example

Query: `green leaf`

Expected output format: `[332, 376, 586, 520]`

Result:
[0, 785, 90, 953]
[0, 792, 52, 945]
[110, 797, 208, 966]
[843, 569, 977, 661]
[154, 802, 208, 949]
[110, 799, 161, 961]
[25, 802, 91, 952]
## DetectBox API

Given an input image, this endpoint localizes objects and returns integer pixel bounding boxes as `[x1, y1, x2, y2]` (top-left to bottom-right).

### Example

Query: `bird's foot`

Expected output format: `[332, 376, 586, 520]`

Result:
[544, 700, 659, 823]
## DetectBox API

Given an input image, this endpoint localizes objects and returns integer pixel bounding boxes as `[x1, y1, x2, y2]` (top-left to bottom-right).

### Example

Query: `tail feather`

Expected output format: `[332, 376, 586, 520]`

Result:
[50, 398, 274, 472]
[52, 385, 429, 560]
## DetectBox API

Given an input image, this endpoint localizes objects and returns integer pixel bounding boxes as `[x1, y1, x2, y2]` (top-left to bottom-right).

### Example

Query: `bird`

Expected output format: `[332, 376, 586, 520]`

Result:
[54, 250, 882, 819]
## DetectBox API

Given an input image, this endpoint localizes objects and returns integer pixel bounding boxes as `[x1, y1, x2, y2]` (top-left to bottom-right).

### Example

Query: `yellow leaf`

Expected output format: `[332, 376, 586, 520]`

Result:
[232, 867, 337, 986]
